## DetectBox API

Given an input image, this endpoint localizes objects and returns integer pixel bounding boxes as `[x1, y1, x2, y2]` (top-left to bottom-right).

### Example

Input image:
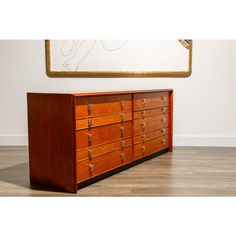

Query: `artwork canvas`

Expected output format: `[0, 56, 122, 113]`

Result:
[45, 40, 192, 77]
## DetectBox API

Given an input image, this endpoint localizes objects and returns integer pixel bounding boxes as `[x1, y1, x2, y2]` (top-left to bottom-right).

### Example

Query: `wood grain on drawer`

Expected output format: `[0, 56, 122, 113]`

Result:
[76, 112, 132, 130]
[133, 114, 169, 135]
[134, 92, 169, 111]
[76, 138, 133, 161]
[134, 106, 170, 120]
[75, 94, 132, 119]
[133, 128, 170, 144]
[134, 135, 169, 160]
[76, 147, 133, 183]
[76, 121, 132, 150]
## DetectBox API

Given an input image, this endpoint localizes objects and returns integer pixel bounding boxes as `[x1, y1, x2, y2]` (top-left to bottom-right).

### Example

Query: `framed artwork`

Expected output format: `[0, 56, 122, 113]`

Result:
[45, 40, 192, 78]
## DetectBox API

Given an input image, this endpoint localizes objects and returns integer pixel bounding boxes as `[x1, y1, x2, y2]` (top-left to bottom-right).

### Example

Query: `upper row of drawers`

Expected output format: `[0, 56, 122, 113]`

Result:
[75, 92, 169, 119]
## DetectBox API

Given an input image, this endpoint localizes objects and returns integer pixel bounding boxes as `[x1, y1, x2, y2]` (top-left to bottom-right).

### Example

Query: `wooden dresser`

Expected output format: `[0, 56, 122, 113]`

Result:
[27, 89, 173, 193]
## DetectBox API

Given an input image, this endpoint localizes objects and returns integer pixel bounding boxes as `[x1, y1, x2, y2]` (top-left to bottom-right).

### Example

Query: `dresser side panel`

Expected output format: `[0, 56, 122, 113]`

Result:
[27, 93, 76, 193]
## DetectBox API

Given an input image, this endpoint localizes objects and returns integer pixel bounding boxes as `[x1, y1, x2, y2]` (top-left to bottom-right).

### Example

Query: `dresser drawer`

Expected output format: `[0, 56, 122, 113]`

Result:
[134, 92, 169, 111]
[76, 147, 133, 183]
[76, 121, 132, 150]
[76, 138, 133, 161]
[134, 106, 170, 120]
[134, 135, 169, 160]
[133, 128, 170, 144]
[133, 114, 169, 135]
[75, 94, 132, 119]
[76, 112, 132, 130]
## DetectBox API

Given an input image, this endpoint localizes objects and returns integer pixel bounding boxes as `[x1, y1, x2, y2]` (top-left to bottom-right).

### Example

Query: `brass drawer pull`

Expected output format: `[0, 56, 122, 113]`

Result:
[120, 153, 125, 162]
[162, 107, 166, 114]
[88, 133, 92, 145]
[120, 100, 125, 110]
[89, 164, 94, 175]
[161, 96, 166, 102]
[142, 98, 146, 106]
[88, 104, 93, 115]
[142, 134, 145, 142]
[88, 119, 93, 128]
[121, 114, 125, 122]
[141, 146, 146, 155]
[161, 117, 166, 123]
[161, 128, 166, 135]
[141, 110, 146, 118]
[88, 149, 93, 160]
[121, 140, 125, 149]
[162, 139, 166, 145]
[120, 126, 125, 138]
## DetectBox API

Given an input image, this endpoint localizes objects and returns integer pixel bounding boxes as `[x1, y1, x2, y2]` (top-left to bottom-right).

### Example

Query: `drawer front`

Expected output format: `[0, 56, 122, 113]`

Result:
[76, 147, 133, 183]
[134, 92, 169, 111]
[133, 114, 169, 135]
[75, 94, 132, 119]
[76, 138, 132, 161]
[133, 128, 170, 144]
[76, 121, 132, 150]
[76, 112, 132, 130]
[134, 106, 170, 120]
[76, 159, 91, 183]
[134, 135, 169, 160]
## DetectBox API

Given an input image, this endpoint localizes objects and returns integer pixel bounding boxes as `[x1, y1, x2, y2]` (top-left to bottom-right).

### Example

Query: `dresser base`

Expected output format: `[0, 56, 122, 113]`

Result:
[77, 148, 169, 190]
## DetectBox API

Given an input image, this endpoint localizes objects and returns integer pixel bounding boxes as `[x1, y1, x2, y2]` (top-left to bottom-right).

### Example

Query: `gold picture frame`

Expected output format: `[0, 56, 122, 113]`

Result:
[45, 40, 192, 78]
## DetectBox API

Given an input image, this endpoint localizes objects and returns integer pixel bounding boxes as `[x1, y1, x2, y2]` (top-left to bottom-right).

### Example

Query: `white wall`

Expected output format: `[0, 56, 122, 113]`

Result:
[0, 40, 236, 146]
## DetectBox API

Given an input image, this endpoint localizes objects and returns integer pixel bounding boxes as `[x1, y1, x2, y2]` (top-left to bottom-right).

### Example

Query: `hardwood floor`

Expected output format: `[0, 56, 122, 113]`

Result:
[0, 146, 236, 196]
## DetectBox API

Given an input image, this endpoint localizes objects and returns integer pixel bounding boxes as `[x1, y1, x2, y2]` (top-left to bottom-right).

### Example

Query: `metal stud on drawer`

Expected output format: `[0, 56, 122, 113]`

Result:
[142, 98, 146, 107]
[142, 134, 146, 142]
[120, 100, 125, 110]
[120, 126, 125, 138]
[89, 164, 94, 176]
[120, 113, 125, 122]
[88, 148, 93, 160]
[120, 152, 125, 163]
[161, 117, 166, 125]
[162, 107, 166, 114]
[141, 110, 146, 118]
[120, 140, 125, 149]
[161, 138, 166, 146]
[141, 145, 146, 155]
[88, 119, 93, 128]
[88, 133, 93, 146]
[161, 128, 166, 135]
[88, 103, 93, 115]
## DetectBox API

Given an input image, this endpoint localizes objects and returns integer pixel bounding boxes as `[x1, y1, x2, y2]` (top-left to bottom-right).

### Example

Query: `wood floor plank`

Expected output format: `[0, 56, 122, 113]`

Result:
[0, 146, 236, 196]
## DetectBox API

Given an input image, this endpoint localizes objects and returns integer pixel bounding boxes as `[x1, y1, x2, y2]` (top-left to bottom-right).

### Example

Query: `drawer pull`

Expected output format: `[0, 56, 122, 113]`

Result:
[88, 133, 92, 145]
[120, 126, 125, 138]
[121, 114, 125, 122]
[142, 134, 146, 142]
[89, 164, 94, 175]
[162, 107, 166, 114]
[161, 128, 166, 134]
[161, 117, 166, 123]
[162, 139, 166, 145]
[88, 119, 93, 128]
[120, 100, 125, 110]
[142, 98, 146, 106]
[141, 110, 146, 118]
[141, 146, 146, 155]
[88, 149, 93, 160]
[161, 96, 166, 102]
[120, 153, 125, 162]
[88, 104, 93, 115]
[121, 140, 125, 149]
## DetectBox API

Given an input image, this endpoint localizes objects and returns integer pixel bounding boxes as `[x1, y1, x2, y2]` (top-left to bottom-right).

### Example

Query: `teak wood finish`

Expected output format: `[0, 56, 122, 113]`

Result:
[27, 89, 173, 193]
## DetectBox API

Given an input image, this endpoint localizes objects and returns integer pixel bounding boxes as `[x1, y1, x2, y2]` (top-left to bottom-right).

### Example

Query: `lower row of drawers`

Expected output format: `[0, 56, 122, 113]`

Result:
[76, 135, 170, 183]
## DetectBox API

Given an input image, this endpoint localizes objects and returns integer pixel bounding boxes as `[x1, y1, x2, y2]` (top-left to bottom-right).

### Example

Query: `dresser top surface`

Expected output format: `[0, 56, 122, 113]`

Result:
[27, 89, 173, 97]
